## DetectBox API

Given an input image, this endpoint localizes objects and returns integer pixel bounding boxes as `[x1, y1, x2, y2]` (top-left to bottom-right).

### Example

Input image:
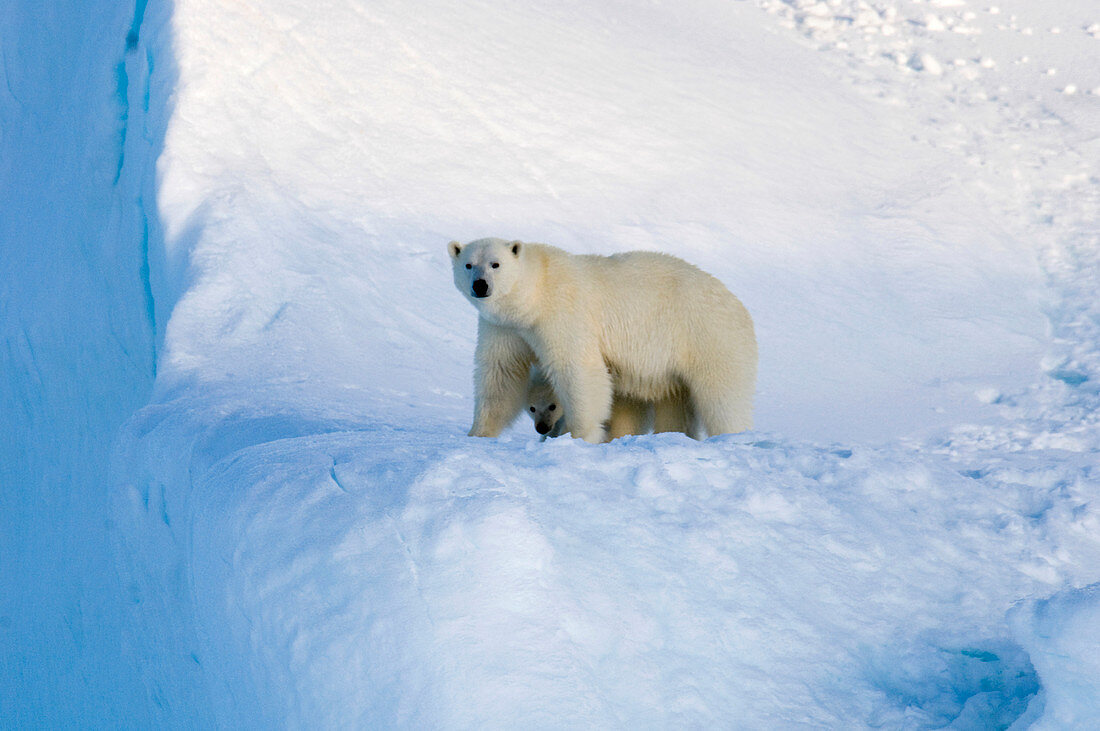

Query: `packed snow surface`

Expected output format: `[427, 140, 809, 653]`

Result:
[4, 0, 1100, 727]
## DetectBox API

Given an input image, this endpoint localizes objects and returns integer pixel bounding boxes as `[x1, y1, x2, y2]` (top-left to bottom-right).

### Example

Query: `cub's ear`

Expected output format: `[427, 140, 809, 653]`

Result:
[448, 241, 462, 259]
[510, 241, 521, 256]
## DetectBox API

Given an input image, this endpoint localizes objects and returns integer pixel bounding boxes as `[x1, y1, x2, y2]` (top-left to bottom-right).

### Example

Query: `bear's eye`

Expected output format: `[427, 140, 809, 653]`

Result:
[491, 262, 499, 269]
[529, 406, 536, 412]
[548, 404, 556, 411]
[465, 263, 471, 270]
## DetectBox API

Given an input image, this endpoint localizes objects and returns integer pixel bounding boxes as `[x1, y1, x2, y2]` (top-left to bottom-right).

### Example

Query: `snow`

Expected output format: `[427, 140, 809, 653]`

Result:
[1, 1, 160, 724]
[3, 0, 1100, 727]
[1012, 583, 1100, 728]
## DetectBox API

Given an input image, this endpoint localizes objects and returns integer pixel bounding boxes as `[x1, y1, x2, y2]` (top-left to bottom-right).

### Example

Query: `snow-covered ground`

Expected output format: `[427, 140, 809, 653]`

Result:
[4, 0, 1100, 726]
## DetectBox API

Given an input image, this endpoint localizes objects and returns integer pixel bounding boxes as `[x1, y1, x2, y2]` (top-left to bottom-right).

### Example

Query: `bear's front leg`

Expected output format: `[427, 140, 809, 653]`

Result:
[469, 321, 533, 437]
[549, 354, 613, 444]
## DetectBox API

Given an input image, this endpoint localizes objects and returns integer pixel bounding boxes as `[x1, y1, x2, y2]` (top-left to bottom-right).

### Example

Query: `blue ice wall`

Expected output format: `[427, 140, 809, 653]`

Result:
[0, 1, 169, 724]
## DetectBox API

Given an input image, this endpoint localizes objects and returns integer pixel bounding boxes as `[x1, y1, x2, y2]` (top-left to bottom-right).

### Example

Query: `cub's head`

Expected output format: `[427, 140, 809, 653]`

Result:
[526, 370, 564, 439]
[448, 238, 524, 314]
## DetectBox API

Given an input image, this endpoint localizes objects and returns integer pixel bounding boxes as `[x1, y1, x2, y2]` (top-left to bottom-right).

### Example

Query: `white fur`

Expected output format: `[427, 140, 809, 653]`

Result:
[449, 238, 757, 443]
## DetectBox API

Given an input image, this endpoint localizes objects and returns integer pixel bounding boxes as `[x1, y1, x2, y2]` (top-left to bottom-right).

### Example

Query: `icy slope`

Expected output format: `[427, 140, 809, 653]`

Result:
[106, 0, 1100, 727]
[0, 1, 163, 724]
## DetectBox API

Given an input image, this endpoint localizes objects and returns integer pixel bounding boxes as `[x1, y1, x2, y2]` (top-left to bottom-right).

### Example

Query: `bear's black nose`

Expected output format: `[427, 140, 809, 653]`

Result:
[472, 279, 489, 298]
[535, 422, 550, 435]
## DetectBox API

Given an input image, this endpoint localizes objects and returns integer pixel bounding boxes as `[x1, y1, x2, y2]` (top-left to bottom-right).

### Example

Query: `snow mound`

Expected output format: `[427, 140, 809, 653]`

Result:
[116, 401, 1100, 725]
[1011, 584, 1100, 728]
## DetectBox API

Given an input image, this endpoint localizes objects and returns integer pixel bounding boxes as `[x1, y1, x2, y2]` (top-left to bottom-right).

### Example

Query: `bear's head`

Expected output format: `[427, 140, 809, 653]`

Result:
[526, 371, 563, 438]
[448, 238, 525, 319]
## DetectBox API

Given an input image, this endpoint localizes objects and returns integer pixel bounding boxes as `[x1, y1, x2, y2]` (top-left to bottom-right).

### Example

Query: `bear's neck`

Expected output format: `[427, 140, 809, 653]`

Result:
[479, 287, 540, 329]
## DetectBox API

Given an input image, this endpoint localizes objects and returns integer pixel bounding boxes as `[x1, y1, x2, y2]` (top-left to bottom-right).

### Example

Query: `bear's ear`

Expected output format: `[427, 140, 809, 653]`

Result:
[510, 241, 521, 257]
[448, 241, 462, 259]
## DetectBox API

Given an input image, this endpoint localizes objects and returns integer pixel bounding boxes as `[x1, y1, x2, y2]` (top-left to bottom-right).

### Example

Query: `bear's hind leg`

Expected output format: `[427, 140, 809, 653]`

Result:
[607, 395, 651, 440]
[691, 385, 753, 437]
[653, 390, 700, 439]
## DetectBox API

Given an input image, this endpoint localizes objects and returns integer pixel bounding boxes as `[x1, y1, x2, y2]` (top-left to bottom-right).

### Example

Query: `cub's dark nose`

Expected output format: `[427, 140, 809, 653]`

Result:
[472, 279, 489, 298]
[535, 421, 550, 435]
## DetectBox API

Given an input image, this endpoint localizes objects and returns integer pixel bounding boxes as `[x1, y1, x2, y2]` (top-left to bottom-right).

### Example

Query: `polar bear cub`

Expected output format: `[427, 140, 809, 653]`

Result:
[526, 368, 566, 440]
[526, 366, 701, 441]
[449, 237, 757, 443]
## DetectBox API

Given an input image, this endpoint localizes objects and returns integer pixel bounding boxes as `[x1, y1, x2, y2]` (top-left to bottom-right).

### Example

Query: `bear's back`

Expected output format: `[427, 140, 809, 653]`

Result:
[585, 251, 742, 321]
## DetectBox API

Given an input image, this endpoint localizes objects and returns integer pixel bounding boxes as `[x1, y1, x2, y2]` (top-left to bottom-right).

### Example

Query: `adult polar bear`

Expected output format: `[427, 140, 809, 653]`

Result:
[449, 237, 757, 443]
